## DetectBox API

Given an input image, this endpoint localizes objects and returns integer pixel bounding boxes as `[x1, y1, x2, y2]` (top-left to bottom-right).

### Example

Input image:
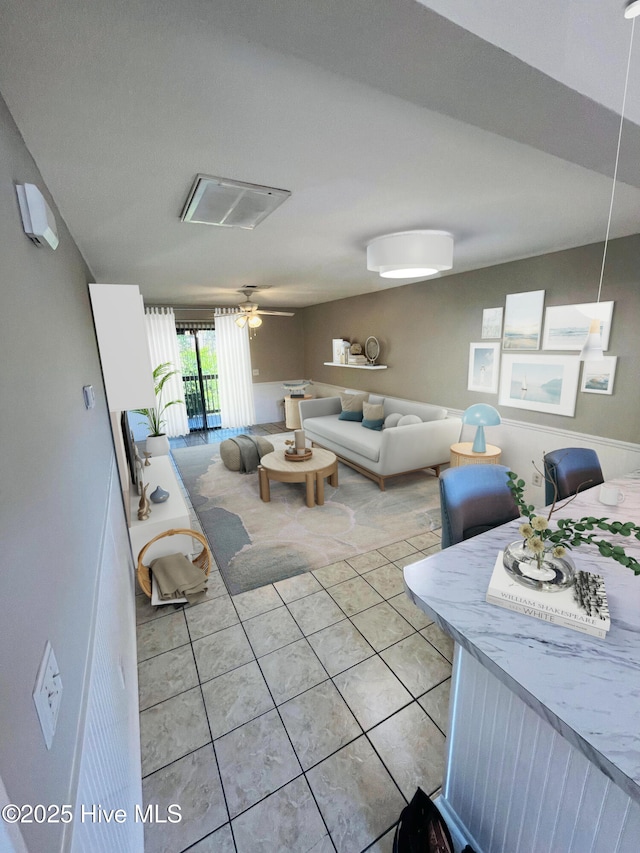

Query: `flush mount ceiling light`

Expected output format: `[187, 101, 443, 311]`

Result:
[580, 2, 638, 360]
[366, 230, 454, 279]
[180, 174, 291, 230]
[624, 0, 640, 19]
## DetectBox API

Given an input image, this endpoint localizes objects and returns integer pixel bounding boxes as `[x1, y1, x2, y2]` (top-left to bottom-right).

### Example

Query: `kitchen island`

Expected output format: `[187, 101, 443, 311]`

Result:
[404, 472, 640, 853]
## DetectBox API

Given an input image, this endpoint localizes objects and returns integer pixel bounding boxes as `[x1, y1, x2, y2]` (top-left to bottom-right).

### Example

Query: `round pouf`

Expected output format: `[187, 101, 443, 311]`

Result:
[220, 436, 274, 471]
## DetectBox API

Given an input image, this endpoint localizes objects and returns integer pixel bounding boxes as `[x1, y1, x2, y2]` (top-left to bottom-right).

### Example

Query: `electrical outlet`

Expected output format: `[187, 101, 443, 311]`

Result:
[33, 641, 63, 749]
[252, 368, 259, 376]
[532, 472, 542, 487]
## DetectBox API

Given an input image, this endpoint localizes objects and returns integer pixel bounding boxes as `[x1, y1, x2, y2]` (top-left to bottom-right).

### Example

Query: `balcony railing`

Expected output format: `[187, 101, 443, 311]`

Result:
[182, 372, 221, 430]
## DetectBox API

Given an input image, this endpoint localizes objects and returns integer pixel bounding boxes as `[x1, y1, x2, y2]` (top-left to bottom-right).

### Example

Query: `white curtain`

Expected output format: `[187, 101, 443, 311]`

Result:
[215, 310, 256, 428]
[144, 307, 189, 436]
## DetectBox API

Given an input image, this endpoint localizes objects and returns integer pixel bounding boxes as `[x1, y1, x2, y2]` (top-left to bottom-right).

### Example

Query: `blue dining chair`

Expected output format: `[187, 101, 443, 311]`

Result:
[543, 448, 604, 505]
[439, 464, 520, 549]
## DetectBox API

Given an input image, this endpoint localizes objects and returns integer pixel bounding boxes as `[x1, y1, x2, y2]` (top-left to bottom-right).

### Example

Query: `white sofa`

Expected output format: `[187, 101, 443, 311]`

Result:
[299, 394, 462, 490]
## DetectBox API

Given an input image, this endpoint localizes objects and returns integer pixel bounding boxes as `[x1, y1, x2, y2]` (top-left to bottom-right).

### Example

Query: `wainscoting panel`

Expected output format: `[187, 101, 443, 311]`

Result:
[442, 648, 640, 853]
[449, 409, 640, 506]
[68, 463, 143, 853]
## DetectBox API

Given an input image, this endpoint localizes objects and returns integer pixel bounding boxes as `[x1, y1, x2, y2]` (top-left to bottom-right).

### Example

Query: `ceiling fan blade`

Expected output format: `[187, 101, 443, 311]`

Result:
[256, 310, 295, 317]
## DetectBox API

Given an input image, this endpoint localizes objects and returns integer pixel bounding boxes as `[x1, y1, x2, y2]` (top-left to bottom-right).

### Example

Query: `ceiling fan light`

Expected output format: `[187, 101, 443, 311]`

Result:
[235, 315, 248, 328]
[248, 315, 262, 328]
[367, 230, 453, 280]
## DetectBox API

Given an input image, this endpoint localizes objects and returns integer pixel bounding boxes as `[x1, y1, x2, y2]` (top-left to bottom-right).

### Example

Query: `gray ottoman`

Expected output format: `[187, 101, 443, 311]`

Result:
[220, 435, 274, 471]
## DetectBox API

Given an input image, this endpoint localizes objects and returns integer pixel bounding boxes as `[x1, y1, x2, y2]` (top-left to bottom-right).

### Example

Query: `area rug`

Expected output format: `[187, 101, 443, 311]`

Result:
[172, 434, 442, 595]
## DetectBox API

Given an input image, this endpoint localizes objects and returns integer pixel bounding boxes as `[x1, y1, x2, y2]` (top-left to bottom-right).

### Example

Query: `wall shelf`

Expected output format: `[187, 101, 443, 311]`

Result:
[323, 362, 388, 370]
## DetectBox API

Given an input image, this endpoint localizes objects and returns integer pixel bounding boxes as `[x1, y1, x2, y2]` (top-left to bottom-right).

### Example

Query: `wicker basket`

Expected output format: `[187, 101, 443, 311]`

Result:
[136, 528, 212, 599]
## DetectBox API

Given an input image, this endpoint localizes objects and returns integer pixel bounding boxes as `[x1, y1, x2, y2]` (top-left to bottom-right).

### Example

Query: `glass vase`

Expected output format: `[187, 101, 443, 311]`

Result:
[503, 540, 575, 592]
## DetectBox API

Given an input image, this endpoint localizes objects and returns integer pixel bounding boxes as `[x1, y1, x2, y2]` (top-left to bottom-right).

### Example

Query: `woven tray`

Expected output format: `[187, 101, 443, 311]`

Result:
[284, 448, 313, 461]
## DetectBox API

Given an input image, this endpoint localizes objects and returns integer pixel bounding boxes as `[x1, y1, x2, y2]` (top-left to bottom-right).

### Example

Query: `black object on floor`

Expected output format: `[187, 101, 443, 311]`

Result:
[393, 787, 454, 853]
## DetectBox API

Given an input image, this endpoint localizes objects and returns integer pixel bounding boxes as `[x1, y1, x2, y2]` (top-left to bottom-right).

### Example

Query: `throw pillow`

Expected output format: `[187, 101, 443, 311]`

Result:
[339, 409, 364, 421]
[384, 412, 402, 429]
[397, 414, 423, 427]
[338, 392, 368, 422]
[362, 401, 385, 431]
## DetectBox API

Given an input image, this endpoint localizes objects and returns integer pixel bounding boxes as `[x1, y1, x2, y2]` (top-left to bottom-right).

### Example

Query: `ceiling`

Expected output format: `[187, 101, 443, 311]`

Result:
[1, 0, 639, 309]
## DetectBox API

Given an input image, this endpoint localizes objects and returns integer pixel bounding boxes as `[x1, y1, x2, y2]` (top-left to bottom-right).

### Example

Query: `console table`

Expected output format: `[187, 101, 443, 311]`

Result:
[404, 472, 640, 852]
[128, 455, 191, 564]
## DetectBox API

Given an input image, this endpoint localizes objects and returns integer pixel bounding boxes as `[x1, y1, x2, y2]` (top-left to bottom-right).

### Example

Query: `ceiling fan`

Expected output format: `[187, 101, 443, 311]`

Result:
[232, 295, 294, 331]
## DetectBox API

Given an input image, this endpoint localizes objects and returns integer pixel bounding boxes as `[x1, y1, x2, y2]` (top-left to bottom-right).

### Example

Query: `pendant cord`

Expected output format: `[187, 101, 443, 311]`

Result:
[597, 17, 635, 304]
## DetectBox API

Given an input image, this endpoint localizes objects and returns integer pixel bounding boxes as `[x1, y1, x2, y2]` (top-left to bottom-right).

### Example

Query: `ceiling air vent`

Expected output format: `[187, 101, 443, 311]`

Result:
[180, 174, 291, 230]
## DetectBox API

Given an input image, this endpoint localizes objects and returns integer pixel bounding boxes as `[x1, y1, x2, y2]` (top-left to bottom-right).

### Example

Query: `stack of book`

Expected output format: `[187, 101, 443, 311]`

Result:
[348, 354, 368, 365]
[486, 552, 610, 638]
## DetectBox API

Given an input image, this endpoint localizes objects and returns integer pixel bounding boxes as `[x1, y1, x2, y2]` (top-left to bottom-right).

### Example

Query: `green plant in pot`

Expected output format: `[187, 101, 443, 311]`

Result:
[133, 362, 182, 456]
[504, 470, 640, 592]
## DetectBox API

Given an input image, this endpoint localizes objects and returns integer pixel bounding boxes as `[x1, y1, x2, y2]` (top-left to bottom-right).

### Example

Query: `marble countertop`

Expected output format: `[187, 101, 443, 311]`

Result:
[404, 471, 640, 804]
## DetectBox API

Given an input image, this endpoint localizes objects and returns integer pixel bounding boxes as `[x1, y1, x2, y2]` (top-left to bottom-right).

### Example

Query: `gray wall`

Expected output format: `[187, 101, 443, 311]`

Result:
[0, 94, 115, 851]
[302, 236, 640, 444]
[248, 312, 305, 383]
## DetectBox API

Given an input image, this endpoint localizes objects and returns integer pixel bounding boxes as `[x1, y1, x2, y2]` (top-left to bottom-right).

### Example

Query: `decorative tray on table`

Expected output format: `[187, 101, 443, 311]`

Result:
[284, 447, 313, 461]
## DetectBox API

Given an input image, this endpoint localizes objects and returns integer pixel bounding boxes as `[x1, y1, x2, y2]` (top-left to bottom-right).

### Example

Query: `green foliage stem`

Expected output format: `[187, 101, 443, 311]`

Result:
[507, 471, 640, 576]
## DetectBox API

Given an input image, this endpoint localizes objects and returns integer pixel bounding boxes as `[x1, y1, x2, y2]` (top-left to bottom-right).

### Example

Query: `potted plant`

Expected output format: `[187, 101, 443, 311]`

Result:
[133, 362, 182, 456]
[504, 469, 640, 591]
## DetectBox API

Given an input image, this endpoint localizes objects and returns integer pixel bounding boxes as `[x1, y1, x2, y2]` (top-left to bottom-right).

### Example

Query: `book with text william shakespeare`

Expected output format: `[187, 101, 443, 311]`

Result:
[487, 552, 610, 639]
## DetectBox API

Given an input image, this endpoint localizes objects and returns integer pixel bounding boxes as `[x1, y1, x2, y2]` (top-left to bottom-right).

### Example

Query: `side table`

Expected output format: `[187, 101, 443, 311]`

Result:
[284, 394, 312, 429]
[450, 442, 501, 467]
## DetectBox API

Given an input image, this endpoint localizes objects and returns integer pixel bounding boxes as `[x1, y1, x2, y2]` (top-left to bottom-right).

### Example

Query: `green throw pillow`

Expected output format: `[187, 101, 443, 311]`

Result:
[361, 401, 385, 431]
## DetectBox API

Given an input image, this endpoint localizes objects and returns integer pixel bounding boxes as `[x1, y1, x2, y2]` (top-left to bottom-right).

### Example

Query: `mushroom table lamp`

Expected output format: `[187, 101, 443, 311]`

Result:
[462, 404, 501, 454]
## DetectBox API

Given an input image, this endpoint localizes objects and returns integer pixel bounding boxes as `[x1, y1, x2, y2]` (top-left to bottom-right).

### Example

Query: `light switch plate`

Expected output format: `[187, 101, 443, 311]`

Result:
[33, 641, 63, 749]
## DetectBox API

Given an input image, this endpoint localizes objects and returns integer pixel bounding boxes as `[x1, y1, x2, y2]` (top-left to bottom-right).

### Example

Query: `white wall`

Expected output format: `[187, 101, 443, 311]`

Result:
[0, 91, 135, 852]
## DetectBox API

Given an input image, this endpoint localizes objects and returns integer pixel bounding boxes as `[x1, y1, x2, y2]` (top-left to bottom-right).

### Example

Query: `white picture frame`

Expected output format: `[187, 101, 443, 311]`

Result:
[503, 290, 545, 350]
[581, 356, 617, 395]
[499, 353, 580, 416]
[468, 342, 500, 394]
[481, 307, 503, 339]
[542, 301, 614, 351]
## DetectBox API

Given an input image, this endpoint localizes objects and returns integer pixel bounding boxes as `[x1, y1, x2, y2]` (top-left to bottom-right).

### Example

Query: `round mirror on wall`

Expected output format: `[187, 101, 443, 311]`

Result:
[365, 336, 380, 364]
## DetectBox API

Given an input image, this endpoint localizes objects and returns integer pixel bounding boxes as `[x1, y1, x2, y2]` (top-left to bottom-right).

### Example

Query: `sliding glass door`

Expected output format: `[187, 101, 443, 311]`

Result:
[176, 327, 221, 430]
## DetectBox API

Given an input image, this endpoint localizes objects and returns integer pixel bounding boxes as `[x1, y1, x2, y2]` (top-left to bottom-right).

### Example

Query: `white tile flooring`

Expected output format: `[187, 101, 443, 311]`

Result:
[135, 429, 452, 853]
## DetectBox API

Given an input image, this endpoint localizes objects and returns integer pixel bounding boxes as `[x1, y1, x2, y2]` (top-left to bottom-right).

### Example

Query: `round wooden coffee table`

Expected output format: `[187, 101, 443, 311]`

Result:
[258, 448, 338, 507]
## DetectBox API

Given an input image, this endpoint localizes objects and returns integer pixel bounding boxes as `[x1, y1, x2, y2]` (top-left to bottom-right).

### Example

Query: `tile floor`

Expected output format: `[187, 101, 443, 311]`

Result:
[135, 425, 452, 853]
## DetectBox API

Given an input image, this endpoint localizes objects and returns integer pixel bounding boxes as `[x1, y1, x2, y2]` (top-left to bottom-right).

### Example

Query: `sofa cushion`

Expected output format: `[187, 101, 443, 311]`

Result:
[362, 401, 385, 431]
[384, 413, 402, 429]
[340, 392, 368, 412]
[397, 414, 423, 427]
[339, 409, 363, 421]
[381, 396, 447, 422]
[339, 391, 368, 422]
[304, 415, 381, 462]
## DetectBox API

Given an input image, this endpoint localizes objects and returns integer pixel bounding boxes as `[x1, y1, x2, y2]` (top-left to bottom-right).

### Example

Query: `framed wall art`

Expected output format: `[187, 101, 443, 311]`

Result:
[581, 356, 617, 395]
[481, 307, 503, 339]
[502, 290, 545, 350]
[468, 342, 500, 394]
[542, 301, 614, 351]
[498, 353, 580, 416]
